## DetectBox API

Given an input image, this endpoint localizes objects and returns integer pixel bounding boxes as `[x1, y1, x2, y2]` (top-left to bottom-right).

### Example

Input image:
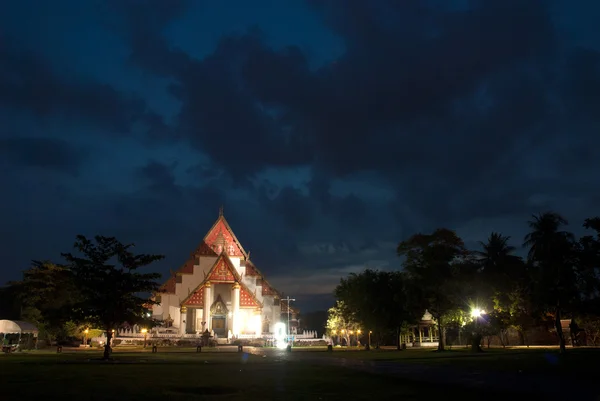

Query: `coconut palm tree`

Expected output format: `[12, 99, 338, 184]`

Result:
[476, 232, 516, 272]
[523, 212, 576, 353]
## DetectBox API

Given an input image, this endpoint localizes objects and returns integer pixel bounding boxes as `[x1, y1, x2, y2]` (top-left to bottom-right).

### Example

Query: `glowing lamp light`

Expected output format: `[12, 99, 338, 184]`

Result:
[141, 328, 148, 334]
[84, 329, 89, 334]
[274, 322, 287, 349]
[471, 309, 485, 318]
[357, 330, 361, 334]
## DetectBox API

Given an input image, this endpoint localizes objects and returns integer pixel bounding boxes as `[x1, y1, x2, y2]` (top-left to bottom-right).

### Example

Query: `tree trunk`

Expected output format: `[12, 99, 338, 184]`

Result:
[471, 333, 482, 352]
[554, 306, 566, 353]
[517, 329, 525, 345]
[103, 329, 112, 360]
[436, 321, 444, 352]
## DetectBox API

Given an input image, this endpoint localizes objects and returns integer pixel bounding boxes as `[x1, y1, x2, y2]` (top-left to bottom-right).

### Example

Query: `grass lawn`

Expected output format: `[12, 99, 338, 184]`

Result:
[321, 346, 600, 379]
[1, 349, 523, 401]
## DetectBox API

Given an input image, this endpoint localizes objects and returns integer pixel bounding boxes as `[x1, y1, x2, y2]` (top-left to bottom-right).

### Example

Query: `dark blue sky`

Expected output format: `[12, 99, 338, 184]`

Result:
[1, 0, 599, 312]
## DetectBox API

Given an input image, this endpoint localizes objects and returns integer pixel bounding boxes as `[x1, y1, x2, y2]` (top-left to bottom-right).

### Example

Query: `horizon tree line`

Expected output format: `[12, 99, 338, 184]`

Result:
[327, 211, 600, 353]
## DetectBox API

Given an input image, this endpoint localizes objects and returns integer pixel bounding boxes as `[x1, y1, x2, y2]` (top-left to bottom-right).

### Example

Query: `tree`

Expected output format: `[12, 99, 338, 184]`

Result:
[7, 261, 82, 344]
[397, 228, 469, 351]
[475, 232, 532, 345]
[523, 212, 577, 353]
[61, 235, 164, 360]
[334, 269, 420, 350]
[326, 300, 359, 346]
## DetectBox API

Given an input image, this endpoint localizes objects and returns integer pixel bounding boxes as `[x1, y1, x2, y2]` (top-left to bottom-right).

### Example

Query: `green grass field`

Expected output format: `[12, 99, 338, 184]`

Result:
[320, 346, 600, 379]
[0, 347, 596, 400]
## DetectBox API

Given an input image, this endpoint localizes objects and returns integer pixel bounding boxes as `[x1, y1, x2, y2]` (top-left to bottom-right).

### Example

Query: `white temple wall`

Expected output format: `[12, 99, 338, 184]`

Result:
[153, 293, 180, 320]
[169, 305, 181, 326]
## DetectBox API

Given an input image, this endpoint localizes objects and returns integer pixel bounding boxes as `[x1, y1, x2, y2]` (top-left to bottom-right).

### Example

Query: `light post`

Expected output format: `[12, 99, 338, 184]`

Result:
[349, 330, 354, 346]
[83, 329, 88, 348]
[282, 296, 295, 344]
[470, 308, 485, 351]
[141, 328, 148, 348]
[357, 329, 361, 347]
[368, 331, 372, 347]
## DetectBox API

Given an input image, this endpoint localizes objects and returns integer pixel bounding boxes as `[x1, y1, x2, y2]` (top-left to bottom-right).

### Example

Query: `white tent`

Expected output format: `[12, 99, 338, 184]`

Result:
[0, 320, 38, 336]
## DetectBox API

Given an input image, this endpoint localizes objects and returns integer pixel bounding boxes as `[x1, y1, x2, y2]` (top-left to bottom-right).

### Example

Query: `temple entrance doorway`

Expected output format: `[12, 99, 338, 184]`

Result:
[210, 296, 228, 337]
[212, 316, 226, 337]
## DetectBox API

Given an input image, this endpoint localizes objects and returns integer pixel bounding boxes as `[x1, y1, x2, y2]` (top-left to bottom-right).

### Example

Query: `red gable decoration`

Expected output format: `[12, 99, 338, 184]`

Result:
[245, 262, 260, 276]
[183, 285, 205, 306]
[197, 217, 245, 257]
[239, 286, 260, 308]
[262, 280, 276, 296]
[207, 257, 237, 283]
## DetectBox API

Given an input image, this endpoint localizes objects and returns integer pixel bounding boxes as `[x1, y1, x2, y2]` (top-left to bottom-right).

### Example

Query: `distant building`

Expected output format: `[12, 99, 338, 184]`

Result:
[152, 209, 285, 337]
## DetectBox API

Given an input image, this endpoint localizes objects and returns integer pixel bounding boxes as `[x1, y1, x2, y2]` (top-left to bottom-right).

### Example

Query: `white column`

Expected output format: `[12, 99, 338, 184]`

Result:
[203, 282, 212, 331]
[254, 309, 262, 338]
[232, 282, 240, 335]
[179, 306, 187, 335]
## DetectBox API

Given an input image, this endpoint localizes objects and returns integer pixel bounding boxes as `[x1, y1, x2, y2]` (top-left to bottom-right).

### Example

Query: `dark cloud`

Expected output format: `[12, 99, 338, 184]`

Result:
[0, 38, 165, 136]
[0, 137, 83, 174]
[2, 0, 600, 311]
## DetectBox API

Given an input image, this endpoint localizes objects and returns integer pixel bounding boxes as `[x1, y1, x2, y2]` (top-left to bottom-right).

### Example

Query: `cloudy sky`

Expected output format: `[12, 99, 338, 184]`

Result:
[1, 0, 599, 312]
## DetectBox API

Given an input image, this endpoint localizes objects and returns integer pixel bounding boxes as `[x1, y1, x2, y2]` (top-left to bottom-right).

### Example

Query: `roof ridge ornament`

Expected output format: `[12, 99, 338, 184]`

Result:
[219, 205, 224, 217]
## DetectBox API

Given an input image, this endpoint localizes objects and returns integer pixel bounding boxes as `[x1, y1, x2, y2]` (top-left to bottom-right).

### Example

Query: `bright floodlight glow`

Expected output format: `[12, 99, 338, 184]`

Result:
[274, 322, 287, 349]
[471, 309, 484, 318]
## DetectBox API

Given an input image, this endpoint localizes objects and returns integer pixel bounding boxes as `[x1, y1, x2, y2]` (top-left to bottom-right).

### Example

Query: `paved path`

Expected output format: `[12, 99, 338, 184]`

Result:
[245, 348, 599, 401]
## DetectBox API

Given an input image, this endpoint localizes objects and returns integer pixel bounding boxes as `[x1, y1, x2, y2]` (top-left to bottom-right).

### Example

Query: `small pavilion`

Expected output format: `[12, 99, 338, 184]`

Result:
[400, 310, 438, 347]
[0, 320, 39, 351]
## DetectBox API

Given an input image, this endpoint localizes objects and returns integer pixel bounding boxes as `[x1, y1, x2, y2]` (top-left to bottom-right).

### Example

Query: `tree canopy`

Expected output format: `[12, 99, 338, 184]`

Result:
[328, 212, 600, 353]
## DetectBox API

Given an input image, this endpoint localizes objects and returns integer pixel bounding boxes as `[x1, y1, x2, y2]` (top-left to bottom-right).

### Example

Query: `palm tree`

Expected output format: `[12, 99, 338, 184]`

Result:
[476, 232, 516, 272]
[523, 212, 576, 353]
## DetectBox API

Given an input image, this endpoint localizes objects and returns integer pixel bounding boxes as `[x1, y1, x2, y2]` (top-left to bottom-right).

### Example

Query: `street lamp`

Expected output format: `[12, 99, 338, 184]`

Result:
[83, 329, 89, 348]
[357, 329, 361, 347]
[368, 331, 372, 347]
[141, 328, 148, 348]
[470, 309, 484, 318]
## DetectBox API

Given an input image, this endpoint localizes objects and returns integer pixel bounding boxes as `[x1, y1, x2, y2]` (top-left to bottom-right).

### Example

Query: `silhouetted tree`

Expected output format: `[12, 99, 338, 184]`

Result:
[523, 212, 577, 353]
[7, 261, 82, 344]
[397, 228, 469, 351]
[61, 235, 164, 360]
[334, 270, 420, 349]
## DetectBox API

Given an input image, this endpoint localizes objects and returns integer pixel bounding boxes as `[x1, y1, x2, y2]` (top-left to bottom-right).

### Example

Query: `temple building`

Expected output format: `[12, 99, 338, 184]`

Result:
[152, 209, 285, 338]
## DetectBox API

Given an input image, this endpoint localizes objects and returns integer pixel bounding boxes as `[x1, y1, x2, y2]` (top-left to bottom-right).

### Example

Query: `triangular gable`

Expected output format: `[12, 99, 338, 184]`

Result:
[159, 276, 176, 294]
[261, 279, 278, 297]
[244, 259, 280, 297]
[206, 254, 242, 283]
[196, 215, 248, 258]
[245, 261, 260, 276]
[239, 285, 261, 308]
[181, 284, 205, 306]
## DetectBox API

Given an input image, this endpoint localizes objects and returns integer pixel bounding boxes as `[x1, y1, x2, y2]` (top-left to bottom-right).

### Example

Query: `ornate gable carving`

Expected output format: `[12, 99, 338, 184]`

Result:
[239, 286, 261, 308]
[207, 257, 237, 282]
[210, 296, 228, 315]
[197, 218, 245, 257]
[182, 285, 205, 306]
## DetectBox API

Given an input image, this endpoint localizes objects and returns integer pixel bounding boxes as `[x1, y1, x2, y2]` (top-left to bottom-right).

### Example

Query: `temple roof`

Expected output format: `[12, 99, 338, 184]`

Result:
[180, 254, 262, 308]
[194, 211, 248, 258]
[245, 259, 281, 297]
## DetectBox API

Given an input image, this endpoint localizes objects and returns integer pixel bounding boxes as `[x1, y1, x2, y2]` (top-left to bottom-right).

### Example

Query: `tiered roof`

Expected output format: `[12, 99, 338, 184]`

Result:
[159, 210, 279, 302]
[181, 253, 262, 308]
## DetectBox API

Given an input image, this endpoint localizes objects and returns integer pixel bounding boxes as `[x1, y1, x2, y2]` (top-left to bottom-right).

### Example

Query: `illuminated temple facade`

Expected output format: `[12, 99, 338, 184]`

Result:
[152, 210, 285, 338]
